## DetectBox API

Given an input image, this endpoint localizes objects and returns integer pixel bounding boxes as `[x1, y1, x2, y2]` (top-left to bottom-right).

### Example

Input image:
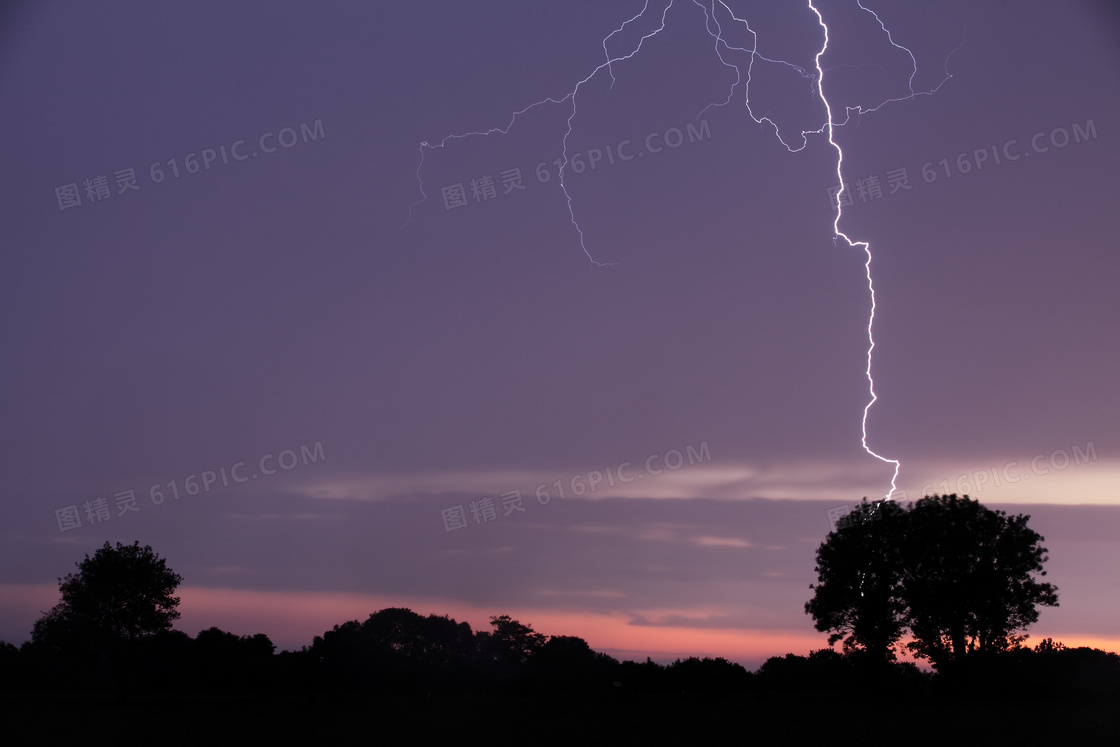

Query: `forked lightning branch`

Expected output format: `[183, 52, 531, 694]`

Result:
[404, 1, 965, 501]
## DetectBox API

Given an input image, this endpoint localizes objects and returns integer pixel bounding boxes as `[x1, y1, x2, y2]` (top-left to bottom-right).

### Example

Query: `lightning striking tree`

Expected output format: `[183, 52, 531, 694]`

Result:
[806, 495, 1058, 672]
[805, 498, 908, 666]
[404, 3, 966, 502]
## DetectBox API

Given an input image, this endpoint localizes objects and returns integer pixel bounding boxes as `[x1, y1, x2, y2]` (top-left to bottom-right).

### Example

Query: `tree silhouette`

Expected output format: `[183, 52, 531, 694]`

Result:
[361, 607, 474, 667]
[308, 607, 477, 693]
[899, 494, 1058, 669]
[480, 614, 546, 667]
[665, 656, 751, 693]
[193, 627, 276, 691]
[805, 498, 907, 665]
[806, 495, 1058, 672]
[532, 635, 608, 691]
[31, 541, 182, 661]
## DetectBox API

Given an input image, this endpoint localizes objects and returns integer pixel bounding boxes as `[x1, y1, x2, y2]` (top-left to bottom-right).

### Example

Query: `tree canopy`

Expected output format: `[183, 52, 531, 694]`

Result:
[480, 614, 547, 667]
[806, 494, 1058, 671]
[898, 494, 1058, 668]
[32, 541, 182, 658]
[805, 498, 907, 663]
[7, 536, 1113, 702]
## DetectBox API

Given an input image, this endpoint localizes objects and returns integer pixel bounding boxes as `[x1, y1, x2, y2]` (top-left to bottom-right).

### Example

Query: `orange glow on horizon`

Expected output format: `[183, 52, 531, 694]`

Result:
[172, 586, 1119, 667]
[174, 585, 823, 665]
[4, 583, 1114, 669]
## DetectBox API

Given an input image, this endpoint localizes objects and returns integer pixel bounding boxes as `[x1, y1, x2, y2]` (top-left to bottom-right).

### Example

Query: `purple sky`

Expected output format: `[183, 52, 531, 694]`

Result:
[1, 0, 1117, 667]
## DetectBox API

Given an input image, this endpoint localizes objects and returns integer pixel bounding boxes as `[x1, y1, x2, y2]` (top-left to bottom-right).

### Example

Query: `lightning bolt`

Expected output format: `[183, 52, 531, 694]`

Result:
[810, 1, 902, 500]
[809, 2, 965, 500]
[402, 1, 965, 501]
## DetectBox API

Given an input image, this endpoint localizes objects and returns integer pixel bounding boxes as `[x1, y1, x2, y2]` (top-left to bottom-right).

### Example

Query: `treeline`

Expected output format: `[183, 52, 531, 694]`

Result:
[3, 607, 1117, 699]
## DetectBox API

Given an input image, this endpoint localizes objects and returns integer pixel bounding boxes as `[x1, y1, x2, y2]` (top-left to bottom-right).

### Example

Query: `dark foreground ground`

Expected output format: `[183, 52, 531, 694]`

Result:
[1, 690, 1112, 745]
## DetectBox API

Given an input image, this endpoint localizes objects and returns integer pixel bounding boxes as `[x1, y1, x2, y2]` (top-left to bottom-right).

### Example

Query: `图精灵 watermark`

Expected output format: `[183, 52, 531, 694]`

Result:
[915, 441, 1098, 497]
[824, 440, 1098, 533]
[440, 441, 712, 533]
[827, 118, 1098, 210]
[52, 440, 326, 533]
[438, 119, 712, 212]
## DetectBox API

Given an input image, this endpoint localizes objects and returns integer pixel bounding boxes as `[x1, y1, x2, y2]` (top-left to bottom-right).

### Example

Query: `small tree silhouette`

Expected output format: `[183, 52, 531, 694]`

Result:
[480, 614, 546, 666]
[31, 541, 182, 661]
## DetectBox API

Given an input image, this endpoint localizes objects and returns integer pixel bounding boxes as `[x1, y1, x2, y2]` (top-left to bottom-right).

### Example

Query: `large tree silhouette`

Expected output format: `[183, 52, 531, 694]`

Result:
[805, 498, 907, 665]
[898, 494, 1058, 668]
[31, 541, 182, 659]
[806, 495, 1058, 671]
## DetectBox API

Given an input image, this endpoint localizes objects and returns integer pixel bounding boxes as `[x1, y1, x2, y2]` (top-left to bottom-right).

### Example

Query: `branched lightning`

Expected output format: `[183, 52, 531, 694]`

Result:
[691, 0, 817, 151]
[402, 1, 965, 500]
[401, 0, 673, 266]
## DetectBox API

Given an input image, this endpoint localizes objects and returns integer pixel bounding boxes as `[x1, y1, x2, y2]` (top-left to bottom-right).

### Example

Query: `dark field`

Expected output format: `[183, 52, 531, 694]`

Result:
[2, 691, 1112, 746]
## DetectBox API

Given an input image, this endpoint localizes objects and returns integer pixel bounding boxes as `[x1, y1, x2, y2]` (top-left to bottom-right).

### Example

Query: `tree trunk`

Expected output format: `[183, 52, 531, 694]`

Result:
[951, 625, 966, 662]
